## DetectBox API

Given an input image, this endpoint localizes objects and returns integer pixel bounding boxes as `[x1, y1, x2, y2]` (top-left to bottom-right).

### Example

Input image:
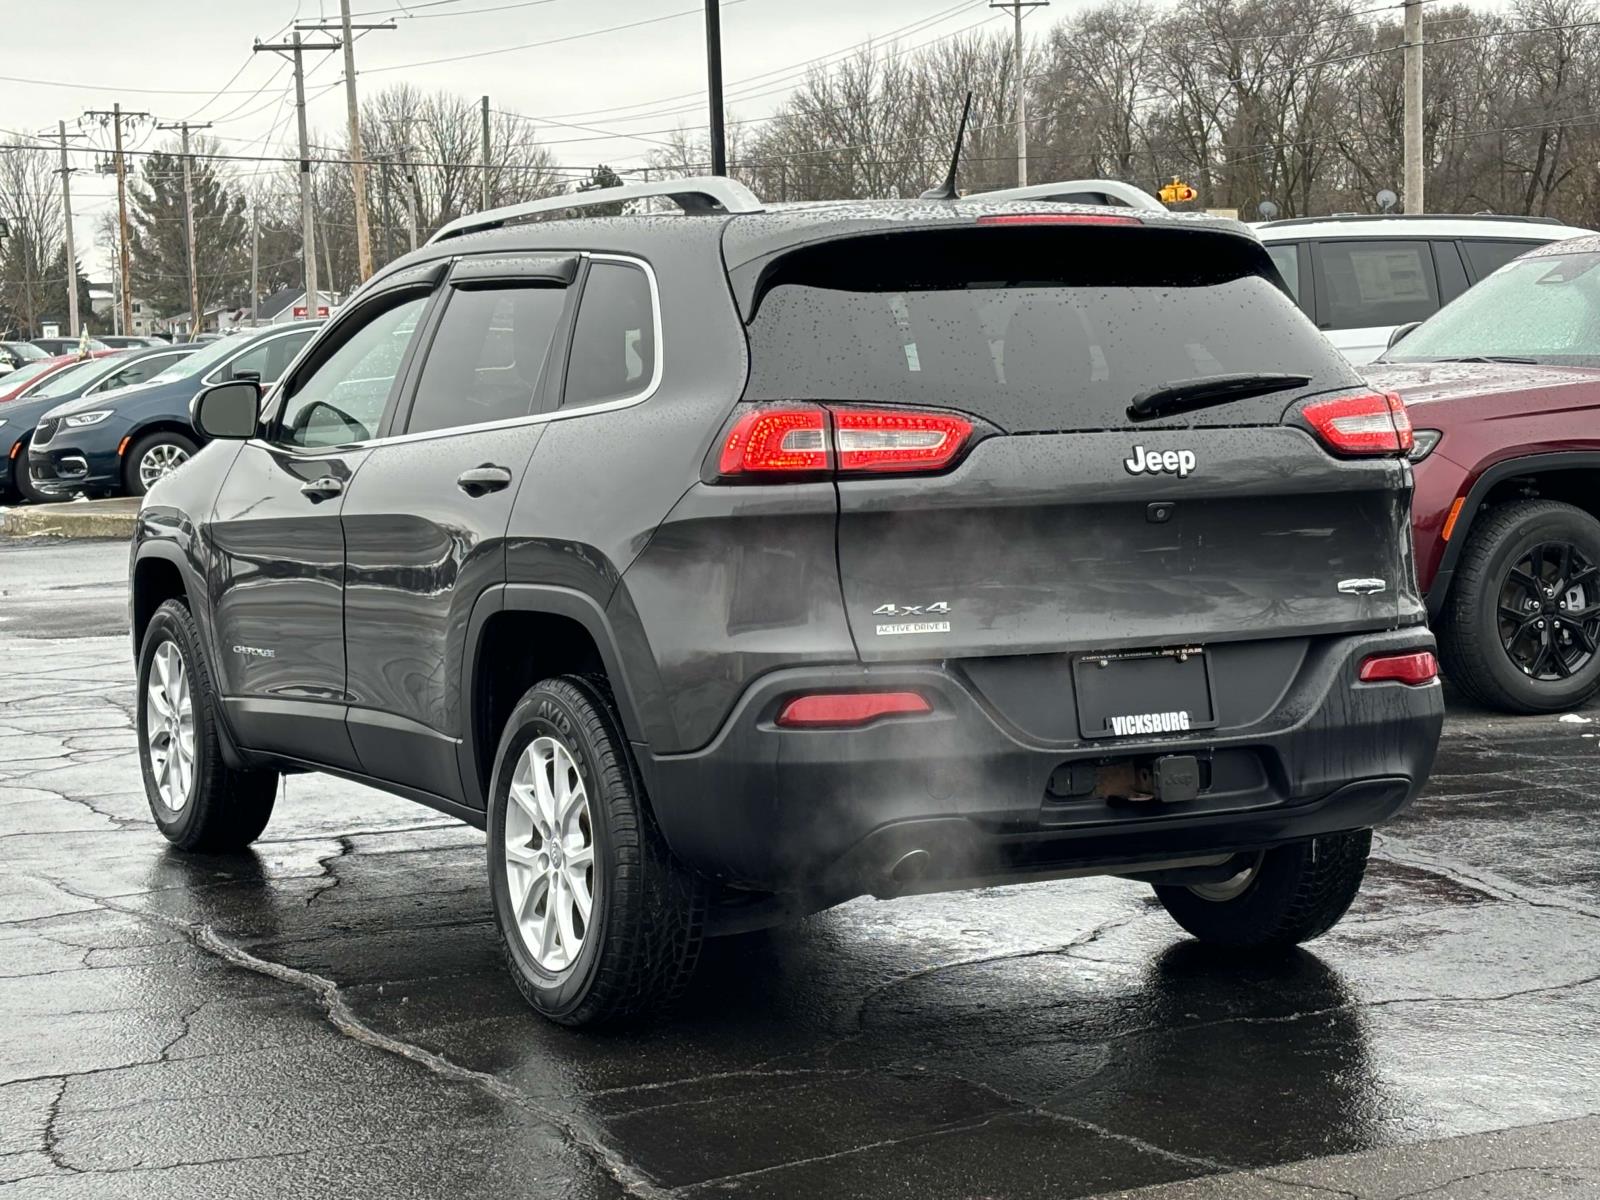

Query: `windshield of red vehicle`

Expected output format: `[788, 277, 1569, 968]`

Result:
[1387, 250, 1600, 365]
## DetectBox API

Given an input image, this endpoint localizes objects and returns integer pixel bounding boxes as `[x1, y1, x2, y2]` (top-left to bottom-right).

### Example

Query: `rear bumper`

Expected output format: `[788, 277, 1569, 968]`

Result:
[637, 627, 1443, 897]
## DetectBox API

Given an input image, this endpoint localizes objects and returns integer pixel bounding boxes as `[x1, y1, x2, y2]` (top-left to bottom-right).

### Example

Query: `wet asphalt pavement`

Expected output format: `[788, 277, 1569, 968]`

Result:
[2, 538, 1598, 1199]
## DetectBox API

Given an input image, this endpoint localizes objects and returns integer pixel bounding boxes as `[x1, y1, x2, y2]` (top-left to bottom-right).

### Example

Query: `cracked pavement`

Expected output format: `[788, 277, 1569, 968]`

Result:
[2, 538, 1598, 1199]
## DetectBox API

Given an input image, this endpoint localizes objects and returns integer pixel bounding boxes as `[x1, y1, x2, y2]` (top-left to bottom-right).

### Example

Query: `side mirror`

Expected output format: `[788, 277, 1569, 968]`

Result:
[192, 380, 260, 440]
[1387, 321, 1421, 350]
[231, 368, 262, 384]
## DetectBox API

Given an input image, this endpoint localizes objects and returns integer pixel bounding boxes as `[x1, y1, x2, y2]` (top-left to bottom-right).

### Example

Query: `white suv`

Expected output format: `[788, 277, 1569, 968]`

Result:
[1256, 214, 1591, 365]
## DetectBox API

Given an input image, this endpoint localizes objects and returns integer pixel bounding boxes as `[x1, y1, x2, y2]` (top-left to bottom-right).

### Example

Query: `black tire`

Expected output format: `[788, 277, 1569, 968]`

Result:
[1153, 830, 1371, 949]
[136, 599, 278, 851]
[10, 438, 52, 505]
[486, 675, 706, 1026]
[1439, 499, 1600, 713]
[123, 431, 199, 497]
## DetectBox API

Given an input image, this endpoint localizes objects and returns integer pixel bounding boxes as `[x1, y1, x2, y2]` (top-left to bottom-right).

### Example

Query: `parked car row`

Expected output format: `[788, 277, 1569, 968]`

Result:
[0, 323, 319, 503]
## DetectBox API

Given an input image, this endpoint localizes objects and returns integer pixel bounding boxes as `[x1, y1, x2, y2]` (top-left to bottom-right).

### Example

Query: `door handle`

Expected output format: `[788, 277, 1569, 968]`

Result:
[457, 464, 513, 496]
[300, 476, 344, 502]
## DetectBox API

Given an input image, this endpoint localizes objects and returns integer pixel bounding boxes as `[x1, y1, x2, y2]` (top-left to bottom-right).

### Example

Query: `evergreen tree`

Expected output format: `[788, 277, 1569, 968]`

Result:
[576, 164, 626, 216]
[127, 143, 249, 325]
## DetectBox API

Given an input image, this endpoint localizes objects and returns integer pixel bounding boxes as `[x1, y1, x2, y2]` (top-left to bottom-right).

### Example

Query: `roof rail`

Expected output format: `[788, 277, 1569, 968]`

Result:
[427, 176, 764, 244]
[1257, 213, 1571, 229]
[959, 178, 1167, 213]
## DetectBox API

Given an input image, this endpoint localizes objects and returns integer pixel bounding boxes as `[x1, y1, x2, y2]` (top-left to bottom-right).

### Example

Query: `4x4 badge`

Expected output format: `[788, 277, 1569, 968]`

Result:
[873, 602, 950, 617]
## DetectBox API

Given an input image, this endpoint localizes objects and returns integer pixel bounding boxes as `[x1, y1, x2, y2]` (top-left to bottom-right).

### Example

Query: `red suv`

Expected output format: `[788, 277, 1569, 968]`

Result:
[1368, 235, 1600, 712]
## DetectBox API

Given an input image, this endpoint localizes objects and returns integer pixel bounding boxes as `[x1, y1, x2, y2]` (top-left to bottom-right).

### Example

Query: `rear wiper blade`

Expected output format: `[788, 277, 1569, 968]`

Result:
[1128, 372, 1313, 421]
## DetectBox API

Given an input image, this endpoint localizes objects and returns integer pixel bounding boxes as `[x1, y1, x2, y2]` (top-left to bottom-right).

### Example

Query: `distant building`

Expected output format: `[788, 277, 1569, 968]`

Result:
[221, 288, 338, 331]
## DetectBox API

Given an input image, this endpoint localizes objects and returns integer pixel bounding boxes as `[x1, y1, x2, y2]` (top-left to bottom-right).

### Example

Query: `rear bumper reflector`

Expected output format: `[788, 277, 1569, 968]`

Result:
[1358, 651, 1439, 686]
[776, 691, 932, 728]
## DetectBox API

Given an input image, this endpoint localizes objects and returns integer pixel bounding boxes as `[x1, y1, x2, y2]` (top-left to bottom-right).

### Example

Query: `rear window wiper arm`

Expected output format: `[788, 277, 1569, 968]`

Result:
[1128, 372, 1313, 421]
[1428, 355, 1538, 365]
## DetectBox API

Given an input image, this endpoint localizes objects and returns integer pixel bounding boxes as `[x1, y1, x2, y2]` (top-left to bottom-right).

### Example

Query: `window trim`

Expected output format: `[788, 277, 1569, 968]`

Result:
[330, 251, 663, 449]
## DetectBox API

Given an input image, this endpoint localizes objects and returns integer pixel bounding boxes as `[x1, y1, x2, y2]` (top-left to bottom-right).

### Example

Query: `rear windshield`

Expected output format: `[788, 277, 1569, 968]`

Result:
[742, 226, 1356, 431]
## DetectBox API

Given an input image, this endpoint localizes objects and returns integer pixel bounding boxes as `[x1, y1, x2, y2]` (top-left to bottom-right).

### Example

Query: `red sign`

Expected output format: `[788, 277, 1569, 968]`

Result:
[292, 305, 331, 318]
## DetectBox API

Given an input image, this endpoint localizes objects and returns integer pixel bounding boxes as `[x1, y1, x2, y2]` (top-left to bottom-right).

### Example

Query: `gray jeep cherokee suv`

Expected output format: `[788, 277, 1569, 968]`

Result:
[128, 178, 1444, 1026]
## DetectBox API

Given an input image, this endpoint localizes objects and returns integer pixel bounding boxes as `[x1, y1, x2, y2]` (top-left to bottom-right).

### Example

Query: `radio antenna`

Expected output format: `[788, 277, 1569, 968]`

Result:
[920, 91, 973, 200]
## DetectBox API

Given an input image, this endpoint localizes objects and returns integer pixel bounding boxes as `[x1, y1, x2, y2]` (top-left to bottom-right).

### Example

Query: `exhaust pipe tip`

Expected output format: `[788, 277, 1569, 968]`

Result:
[875, 848, 932, 898]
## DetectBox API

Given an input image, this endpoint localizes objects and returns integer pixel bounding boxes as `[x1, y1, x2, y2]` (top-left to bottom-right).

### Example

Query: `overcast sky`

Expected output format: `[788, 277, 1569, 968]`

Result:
[9, 0, 1509, 279]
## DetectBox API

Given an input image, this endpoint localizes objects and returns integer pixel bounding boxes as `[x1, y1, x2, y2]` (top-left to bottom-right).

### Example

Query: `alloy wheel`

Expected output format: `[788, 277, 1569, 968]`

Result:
[503, 736, 596, 973]
[145, 641, 195, 810]
[1496, 541, 1600, 681]
[138, 442, 191, 489]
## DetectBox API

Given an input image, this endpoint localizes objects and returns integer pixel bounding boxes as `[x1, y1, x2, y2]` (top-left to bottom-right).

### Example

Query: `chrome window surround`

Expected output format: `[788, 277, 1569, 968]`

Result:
[248, 252, 663, 455]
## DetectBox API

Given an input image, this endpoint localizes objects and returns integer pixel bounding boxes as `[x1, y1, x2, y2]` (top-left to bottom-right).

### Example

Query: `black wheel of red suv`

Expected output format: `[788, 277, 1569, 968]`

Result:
[486, 676, 706, 1026]
[136, 600, 279, 851]
[1153, 831, 1371, 949]
[1440, 499, 1600, 713]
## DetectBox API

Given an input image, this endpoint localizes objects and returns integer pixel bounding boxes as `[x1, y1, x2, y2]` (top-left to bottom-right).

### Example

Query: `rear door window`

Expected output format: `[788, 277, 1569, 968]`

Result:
[404, 284, 566, 435]
[742, 226, 1356, 432]
[563, 261, 656, 409]
[1461, 239, 1545, 282]
[1313, 240, 1440, 329]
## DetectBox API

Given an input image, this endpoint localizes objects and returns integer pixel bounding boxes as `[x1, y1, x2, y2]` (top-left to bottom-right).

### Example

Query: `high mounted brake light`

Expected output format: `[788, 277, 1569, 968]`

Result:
[717, 405, 975, 479]
[1300, 392, 1413, 456]
[976, 213, 1142, 227]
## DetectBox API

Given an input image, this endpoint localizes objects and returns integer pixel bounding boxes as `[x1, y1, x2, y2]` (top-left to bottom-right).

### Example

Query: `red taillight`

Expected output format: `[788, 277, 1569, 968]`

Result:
[776, 691, 932, 728]
[717, 405, 974, 479]
[976, 213, 1142, 227]
[718, 407, 828, 475]
[1358, 651, 1439, 686]
[1301, 392, 1413, 456]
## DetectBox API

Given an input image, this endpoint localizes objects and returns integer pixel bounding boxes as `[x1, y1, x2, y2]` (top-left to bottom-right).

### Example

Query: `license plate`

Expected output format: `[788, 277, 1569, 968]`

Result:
[1074, 647, 1216, 740]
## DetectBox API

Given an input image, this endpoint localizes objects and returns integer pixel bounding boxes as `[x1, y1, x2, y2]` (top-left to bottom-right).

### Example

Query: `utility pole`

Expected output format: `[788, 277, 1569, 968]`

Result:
[480, 95, 491, 212]
[990, 1, 1047, 188]
[249, 202, 259, 325]
[401, 147, 418, 250]
[18, 222, 34, 338]
[158, 120, 212, 339]
[256, 32, 340, 320]
[704, 0, 726, 175]
[296, 8, 393, 283]
[1403, 0, 1424, 213]
[56, 121, 81, 337]
[84, 103, 150, 336]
